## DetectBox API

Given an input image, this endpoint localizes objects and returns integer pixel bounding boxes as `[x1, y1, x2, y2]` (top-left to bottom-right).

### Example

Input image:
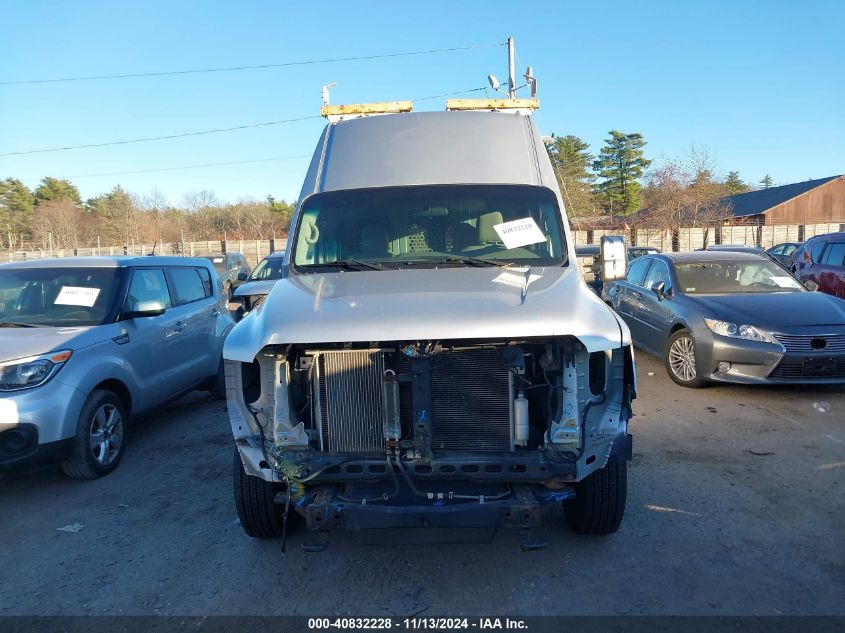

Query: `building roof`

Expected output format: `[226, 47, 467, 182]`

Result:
[727, 175, 841, 218]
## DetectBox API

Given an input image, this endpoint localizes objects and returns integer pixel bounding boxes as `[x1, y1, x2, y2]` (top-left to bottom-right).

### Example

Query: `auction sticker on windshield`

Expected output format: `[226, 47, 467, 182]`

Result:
[54, 286, 101, 307]
[770, 276, 801, 288]
[493, 217, 546, 250]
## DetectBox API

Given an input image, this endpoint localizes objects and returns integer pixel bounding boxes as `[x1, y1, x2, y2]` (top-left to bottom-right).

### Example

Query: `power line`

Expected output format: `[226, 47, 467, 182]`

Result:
[410, 86, 487, 102]
[0, 87, 488, 158]
[1, 44, 502, 85]
[0, 115, 322, 157]
[34, 154, 314, 180]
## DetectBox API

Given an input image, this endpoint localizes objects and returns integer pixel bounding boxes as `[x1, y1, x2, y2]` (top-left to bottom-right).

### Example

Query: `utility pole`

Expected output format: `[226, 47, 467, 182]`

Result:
[507, 36, 516, 98]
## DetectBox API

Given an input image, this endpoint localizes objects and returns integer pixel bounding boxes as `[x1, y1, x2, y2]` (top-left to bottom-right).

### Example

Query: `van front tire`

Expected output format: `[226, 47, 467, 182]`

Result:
[564, 461, 627, 535]
[233, 447, 300, 538]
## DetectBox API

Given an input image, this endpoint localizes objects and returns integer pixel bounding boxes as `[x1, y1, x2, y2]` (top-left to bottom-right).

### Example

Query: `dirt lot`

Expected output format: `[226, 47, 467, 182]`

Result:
[0, 352, 843, 616]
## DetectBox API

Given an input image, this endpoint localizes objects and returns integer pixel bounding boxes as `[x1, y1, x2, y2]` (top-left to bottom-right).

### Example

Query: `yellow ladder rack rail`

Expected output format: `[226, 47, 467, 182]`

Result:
[320, 101, 414, 118]
[445, 98, 540, 111]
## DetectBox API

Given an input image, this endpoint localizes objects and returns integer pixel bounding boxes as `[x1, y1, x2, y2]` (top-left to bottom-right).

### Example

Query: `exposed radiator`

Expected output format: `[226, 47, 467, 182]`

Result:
[312, 348, 514, 453]
[431, 349, 513, 451]
[314, 350, 386, 453]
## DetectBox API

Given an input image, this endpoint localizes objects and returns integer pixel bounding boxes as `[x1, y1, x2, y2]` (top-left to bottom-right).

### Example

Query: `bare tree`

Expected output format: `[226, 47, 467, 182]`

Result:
[640, 148, 732, 230]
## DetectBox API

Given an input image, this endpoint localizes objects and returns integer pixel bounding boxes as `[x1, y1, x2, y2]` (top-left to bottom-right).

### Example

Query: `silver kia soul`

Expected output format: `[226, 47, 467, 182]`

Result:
[0, 256, 234, 478]
[226, 105, 636, 547]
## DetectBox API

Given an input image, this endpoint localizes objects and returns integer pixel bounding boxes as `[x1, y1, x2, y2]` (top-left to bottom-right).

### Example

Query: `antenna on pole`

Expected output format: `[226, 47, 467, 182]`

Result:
[507, 36, 516, 99]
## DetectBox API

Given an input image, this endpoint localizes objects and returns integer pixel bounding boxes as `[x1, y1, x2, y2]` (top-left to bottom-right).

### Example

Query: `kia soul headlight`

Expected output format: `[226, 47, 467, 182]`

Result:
[0, 350, 72, 391]
[703, 319, 774, 343]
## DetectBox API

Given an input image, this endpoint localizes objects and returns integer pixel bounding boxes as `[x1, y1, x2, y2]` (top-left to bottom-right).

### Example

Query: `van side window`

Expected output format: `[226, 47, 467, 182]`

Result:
[196, 267, 213, 296]
[125, 269, 171, 311]
[810, 240, 826, 263]
[169, 268, 208, 305]
[626, 258, 652, 287]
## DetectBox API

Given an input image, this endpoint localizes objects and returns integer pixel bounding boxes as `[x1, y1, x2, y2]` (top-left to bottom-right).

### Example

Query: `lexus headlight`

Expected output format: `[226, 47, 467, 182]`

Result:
[703, 319, 774, 343]
[0, 350, 72, 391]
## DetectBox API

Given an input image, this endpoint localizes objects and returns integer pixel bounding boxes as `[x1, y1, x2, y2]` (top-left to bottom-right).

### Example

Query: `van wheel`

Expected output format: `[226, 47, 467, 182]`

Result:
[61, 390, 128, 479]
[233, 447, 300, 538]
[665, 329, 707, 388]
[564, 461, 627, 535]
[209, 359, 226, 400]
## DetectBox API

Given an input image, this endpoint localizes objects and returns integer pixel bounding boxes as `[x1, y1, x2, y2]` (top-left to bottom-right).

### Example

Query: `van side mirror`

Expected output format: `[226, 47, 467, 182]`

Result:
[600, 236, 627, 282]
[125, 300, 166, 319]
[237, 271, 248, 281]
[803, 279, 819, 292]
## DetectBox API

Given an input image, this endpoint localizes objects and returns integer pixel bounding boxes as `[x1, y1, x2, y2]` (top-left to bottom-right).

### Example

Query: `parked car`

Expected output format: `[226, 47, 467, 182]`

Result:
[230, 250, 285, 319]
[791, 232, 845, 300]
[605, 251, 845, 387]
[200, 253, 251, 299]
[0, 257, 234, 478]
[767, 242, 802, 266]
[576, 244, 660, 295]
[702, 243, 763, 251]
[226, 107, 636, 546]
[628, 246, 661, 259]
[700, 243, 790, 270]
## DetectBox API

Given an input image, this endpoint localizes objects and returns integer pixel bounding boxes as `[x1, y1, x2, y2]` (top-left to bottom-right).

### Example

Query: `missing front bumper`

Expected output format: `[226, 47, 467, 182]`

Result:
[283, 483, 574, 533]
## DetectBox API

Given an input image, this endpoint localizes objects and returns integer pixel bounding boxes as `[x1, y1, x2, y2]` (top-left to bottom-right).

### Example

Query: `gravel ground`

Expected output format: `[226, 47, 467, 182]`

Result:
[1, 353, 843, 616]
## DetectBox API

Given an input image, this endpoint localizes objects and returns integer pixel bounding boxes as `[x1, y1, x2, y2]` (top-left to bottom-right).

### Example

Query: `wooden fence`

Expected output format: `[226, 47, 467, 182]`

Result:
[573, 223, 844, 251]
[1, 239, 288, 267]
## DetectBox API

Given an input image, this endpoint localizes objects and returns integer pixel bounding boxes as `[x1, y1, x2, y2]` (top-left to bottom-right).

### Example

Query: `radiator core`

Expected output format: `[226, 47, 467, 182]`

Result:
[314, 350, 386, 453]
[431, 348, 513, 451]
[312, 347, 513, 453]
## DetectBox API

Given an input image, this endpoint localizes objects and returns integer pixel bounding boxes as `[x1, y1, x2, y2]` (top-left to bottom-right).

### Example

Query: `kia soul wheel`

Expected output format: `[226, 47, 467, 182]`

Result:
[61, 390, 127, 479]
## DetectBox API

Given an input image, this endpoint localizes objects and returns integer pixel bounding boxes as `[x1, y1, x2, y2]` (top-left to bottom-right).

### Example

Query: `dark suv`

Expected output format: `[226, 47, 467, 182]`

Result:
[791, 232, 845, 299]
[200, 253, 251, 299]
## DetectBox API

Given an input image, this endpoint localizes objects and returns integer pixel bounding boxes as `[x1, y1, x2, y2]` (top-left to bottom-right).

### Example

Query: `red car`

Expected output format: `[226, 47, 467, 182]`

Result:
[792, 232, 845, 300]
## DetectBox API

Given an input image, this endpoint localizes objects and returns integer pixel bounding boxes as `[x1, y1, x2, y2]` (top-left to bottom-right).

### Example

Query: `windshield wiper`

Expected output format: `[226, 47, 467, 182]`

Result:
[436, 256, 513, 268]
[0, 321, 45, 328]
[308, 259, 387, 271]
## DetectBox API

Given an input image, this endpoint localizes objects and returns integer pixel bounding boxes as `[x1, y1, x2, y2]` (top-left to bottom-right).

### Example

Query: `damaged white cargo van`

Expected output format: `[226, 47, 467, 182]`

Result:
[225, 104, 635, 549]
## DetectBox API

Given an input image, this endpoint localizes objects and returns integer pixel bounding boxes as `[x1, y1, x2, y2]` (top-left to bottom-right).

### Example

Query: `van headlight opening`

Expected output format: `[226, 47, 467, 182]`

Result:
[0, 350, 72, 391]
[703, 319, 774, 343]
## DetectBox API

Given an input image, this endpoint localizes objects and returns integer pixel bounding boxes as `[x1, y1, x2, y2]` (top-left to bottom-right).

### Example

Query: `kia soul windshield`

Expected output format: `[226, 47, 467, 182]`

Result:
[292, 185, 567, 270]
[0, 268, 121, 327]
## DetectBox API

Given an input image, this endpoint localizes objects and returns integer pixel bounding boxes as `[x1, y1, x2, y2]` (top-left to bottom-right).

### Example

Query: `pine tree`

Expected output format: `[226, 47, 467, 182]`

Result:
[759, 174, 774, 189]
[34, 177, 81, 205]
[724, 171, 749, 195]
[546, 135, 595, 217]
[0, 178, 36, 248]
[593, 131, 651, 215]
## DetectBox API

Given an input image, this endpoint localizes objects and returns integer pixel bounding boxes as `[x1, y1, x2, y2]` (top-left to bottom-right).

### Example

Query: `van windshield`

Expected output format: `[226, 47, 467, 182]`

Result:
[0, 267, 122, 327]
[292, 185, 567, 271]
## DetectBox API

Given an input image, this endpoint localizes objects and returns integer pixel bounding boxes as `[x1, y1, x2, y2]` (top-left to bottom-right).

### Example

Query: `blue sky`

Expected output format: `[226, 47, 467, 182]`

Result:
[1, 0, 843, 206]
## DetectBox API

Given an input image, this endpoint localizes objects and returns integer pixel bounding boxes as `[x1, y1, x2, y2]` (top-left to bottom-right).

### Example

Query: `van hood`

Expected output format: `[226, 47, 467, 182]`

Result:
[0, 326, 107, 364]
[224, 266, 629, 362]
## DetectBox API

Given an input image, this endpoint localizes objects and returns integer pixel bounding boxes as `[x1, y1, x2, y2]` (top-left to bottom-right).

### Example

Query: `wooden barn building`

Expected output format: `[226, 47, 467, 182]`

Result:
[728, 174, 845, 225]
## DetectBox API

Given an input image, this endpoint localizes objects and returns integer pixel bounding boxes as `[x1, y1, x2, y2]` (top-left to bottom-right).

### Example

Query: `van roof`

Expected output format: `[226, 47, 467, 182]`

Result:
[0, 256, 215, 270]
[305, 111, 552, 195]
